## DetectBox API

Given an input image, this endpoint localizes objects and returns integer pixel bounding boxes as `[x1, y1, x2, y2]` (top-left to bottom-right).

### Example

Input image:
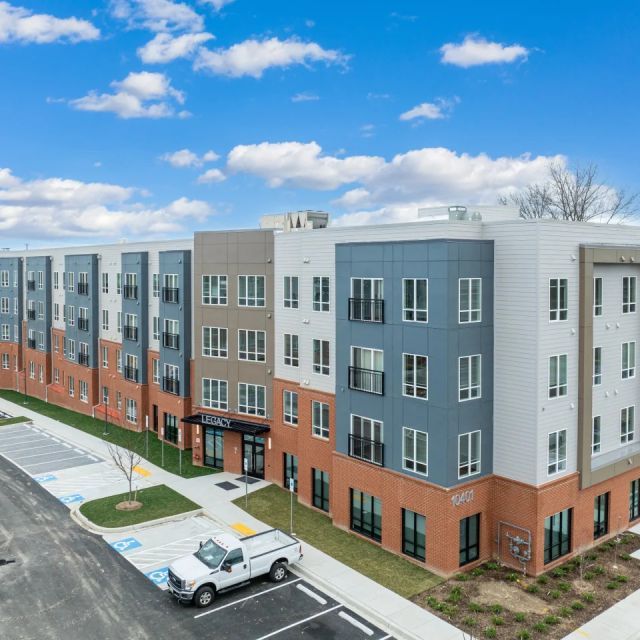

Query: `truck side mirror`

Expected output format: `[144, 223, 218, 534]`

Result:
[199, 541, 204, 549]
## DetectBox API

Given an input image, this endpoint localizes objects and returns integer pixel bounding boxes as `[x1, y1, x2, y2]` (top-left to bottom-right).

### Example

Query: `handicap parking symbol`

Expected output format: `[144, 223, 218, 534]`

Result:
[145, 567, 168, 586]
[34, 474, 57, 483]
[58, 494, 84, 504]
[110, 537, 142, 553]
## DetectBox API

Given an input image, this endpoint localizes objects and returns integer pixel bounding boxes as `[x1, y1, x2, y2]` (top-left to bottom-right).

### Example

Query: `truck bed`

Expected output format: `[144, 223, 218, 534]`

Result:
[242, 529, 298, 559]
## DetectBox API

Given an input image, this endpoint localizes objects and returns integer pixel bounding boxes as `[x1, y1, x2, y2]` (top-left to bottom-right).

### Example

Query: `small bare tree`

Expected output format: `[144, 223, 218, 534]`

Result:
[500, 162, 638, 223]
[107, 440, 142, 506]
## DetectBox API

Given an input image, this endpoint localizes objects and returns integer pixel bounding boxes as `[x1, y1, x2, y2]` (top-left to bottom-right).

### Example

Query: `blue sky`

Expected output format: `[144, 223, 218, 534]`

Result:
[1, 0, 638, 247]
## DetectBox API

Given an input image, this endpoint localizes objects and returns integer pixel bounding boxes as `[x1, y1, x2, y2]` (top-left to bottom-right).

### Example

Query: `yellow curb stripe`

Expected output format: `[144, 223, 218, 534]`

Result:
[231, 523, 256, 536]
[133, 465, 151, 477]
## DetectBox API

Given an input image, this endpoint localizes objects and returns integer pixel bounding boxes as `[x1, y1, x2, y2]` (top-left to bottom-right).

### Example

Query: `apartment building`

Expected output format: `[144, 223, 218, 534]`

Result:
[2, 207, 640, 577]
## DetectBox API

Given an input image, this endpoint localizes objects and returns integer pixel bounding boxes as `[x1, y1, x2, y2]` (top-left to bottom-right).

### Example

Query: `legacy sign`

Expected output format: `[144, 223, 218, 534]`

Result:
[200, 414, 231, 429]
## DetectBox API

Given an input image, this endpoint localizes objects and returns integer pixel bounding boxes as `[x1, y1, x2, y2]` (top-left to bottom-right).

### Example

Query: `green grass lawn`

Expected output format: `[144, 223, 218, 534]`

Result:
[80, 484, 201, 528]
[234, 484, 442, 598]
[0, 416, 28, 426]
[0, 390, 217, 478]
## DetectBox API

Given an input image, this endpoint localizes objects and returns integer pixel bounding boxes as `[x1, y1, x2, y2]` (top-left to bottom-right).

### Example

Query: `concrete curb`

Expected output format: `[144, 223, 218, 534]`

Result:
[71, 506, 205, 534]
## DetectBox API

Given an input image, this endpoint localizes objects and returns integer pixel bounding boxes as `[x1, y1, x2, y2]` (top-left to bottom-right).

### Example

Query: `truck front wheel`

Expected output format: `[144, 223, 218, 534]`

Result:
[269, 562, 288, 583]
[194, 586, 215, 608]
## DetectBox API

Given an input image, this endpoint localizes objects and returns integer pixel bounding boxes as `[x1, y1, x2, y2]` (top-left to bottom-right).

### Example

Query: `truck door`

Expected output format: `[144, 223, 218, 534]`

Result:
[218, 548, 250, 589]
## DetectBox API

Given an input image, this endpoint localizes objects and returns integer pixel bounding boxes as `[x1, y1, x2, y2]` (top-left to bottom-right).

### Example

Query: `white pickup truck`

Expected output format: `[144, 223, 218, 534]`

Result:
[167, 529, 303, 608]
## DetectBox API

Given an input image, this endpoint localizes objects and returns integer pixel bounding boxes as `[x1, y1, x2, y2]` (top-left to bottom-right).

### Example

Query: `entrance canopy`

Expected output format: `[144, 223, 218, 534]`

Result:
[182, 413, 270, 436]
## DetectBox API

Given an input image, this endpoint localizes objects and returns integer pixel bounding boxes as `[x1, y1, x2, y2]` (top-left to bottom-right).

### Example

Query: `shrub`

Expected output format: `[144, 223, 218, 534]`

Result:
[586, 553, 598, 561]
[606, 581, 619, 590]
[615, 574, 629, 583]
[551, 567, 566, 577]
[581, 592, 595, 603]
[514, 612, 526, 623]
[506, 572, 520, 582]
[469, 602, 484, 613]
[526, 584, 539, 594]
[516, 631, 531, 640]
[426, 596, 439, 608]
[536, 575, 549, 585]
[462, 616, 476, 627]
[571, 601, 585, 610]
[491, 615, 504, 626]
[485, 561, 500, 571]
[471, 567, 485, 577]
[455, 573, 470, 582]
[593, 565, 605, 575]
[583, 571, 595, 580]
[620, 553, 632, 561]
[447, 586, 463, 603]
[532, 621, 548, 633]
[597, 545, 608, 553]
[549, 590, 561, 599]
[557, 581, 571, 592]
[484, 627, 497, 639]
[558, 606, 572, 617]
[490, 604, 504, 614]
[543, 615, 560, 625]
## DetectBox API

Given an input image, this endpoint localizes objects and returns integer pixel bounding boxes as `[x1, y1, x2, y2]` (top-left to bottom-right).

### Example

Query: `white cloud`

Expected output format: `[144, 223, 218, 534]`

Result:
[194, 37, 348, 78]
[160, 148, 219, 168]
[197, 168, 226, 184]
[138, 31, 214, 63]
[291, 92, 319, 102]
[0, 167, 214, 240]
[69, 71, 187, 119]
[400, 97, 459, 122]
[0, 1, 99, 44]
[440, 35, 529, 68]
[360, 124, 375, 138]
[199, 0, 235, 10]
[110, 0, 203, 33]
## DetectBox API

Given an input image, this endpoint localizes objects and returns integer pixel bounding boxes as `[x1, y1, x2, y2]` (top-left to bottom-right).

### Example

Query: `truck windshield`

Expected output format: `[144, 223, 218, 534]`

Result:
[194, 540, 226, 569]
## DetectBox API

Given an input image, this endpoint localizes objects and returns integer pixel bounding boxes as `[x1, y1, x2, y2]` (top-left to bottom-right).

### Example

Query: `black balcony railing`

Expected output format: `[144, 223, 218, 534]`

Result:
[27, 280, 35, 291]
[162, 287, 179, 304]
[123, 284, 138, 300]
[348, 366, 384, 395]
[26, 309, 36, 320]
[348, 434, 384, 466]
[124, 366, 138, 382]
[163, 332, 179, 350]
[349, 298, 384, 323]
[78, 352, 90, 367]
[27, 338, 36, 349]
[77, 282, 89, 296]
[163, 376, 180, 395]
[78, 317, 89, 332]
[123, 325, 138, 341]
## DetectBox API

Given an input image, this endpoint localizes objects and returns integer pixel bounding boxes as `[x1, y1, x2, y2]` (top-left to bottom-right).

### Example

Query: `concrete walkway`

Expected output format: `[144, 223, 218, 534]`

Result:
[0, 397, 462, 640]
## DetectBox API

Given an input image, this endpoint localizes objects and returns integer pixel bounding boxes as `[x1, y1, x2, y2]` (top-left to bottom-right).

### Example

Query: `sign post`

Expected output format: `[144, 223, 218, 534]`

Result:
[145, 415, 149, 459]
[289, 477, 295, 535]
[243, 457, 248, 508]
[161, 427, 165, 468]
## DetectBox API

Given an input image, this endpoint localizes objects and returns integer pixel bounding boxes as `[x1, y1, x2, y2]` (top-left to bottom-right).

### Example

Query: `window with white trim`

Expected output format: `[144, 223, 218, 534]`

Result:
[623, 276, 636, 313]
[238, 275, 265, 307]
[67, 271, 74, 292]
[313, 339, 330, 375]
[28, 360, 35, 379]
[548, 354, 568, 398]
[592, 416, 601, 455]
[1, 353, 8, 369]
[202, 275, 227, 305]
[37, 301, 44, 320]
[283, 390, 298, 425]
[37, 331, 44, 351]
[622, 341, 636, 379]
[102, 346, 108, 368]
[621, 406, 635, 444]
[403, 278, 428, 322]
[53, 303, 59, 322]
[459, 278, 482, 323]
[549, 278, 568, 322]
[152, 358, 159, 384]
[101, 272, 108, 293]
[283, 276, 299, 309]
[67, 305, 75, 327]
[0, 271, 8, 287]
[459, 355, 481, 401]
[238, 329, 266, 362]
[593, 346, 602, 386]
[116, 273, 121, 295]
[0, 325, 8, 341]
[53, 367, 59, 384]
[117, 311, 122, 334]
[116, 349, 122, 373]
[79, 380, 88, 403]
[67, 339, 76, 361]
[403, 427, 428, 475]
[203, 327, 227, 358]
[38, 365, 43, 382]
[37, 271, 44, 290]
[547, 429, 567, 475]
[152, 273, 160, 298]
[126, 398, 137, 424]
[68, 375, 74, 396]
[593, 277, 603, 316]
[312, 276, 329, 312]
[403, 353, 428, 399]
[284, 333, 299, 367]
[202, 378, 228, 410]
[0, 298, 7, 314]
[312, 401, 330, 439]
[458, 430, 481, 478]
[102, 309, 109, 331]
[350, 414, 383, 465]
[238, 383, 266, 416]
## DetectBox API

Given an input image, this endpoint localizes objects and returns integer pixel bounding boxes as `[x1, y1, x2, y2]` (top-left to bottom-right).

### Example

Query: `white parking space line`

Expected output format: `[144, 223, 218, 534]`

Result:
[126, 534, 222, 569]
[0, 434, 43, 443]
[296, 583, 327, 605]
[0, 443, 61, 453]
[62, 443, 72, 448]
[378, 635, 391, 640]
[253, 605, 342, 640]
[194, 579, 303, 619]
[8, 449, 74, 461]
[338, 611, 374, 636]
[22, 453, 91, 469]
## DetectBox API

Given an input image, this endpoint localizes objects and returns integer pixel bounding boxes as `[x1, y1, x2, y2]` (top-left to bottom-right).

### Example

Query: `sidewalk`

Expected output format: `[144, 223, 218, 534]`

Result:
[0, 396, 462, 640]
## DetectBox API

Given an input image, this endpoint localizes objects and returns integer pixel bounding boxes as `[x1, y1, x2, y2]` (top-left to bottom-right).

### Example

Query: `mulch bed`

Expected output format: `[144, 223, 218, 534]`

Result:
[412, 532, 640, 640]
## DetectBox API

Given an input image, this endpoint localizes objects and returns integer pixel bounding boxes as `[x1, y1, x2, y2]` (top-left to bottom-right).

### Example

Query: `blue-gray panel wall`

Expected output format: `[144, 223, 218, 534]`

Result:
[0, 257, 23, 343]
[121, 252, 149, 383]
[64, 255, 99, 368]
[335, 239, 494, 489]
[25, 256, 51, 351]
[159, 250, 191, 397]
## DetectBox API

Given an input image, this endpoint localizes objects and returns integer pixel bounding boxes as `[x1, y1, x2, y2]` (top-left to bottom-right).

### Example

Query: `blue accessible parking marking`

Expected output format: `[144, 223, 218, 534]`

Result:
[34, 474, 57, 483]
[145, 567, 168, 586]
[110, 537, 142, 553]
[58, 494, 84, 504]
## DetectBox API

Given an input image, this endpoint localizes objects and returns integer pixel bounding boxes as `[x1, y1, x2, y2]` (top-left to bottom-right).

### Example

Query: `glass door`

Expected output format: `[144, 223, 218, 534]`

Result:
[204, 428, 224, 468]
[242, 434, 265, 479]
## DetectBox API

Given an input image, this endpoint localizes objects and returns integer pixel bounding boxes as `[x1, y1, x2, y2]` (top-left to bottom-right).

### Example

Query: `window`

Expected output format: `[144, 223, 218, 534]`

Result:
[152, 273, 160, 298]
[37, 331, 44, 351]
[164, 363, 179, 394]
[544, 508, 572, 564]
[350, 346, 383, 394]
[460, 278, 482, 323]
[29, 360, 35, 379]
[101, 272, 108, 293]
[79, 380, 88, 403]
[312, 276, 330, 311]
[202, 275, 227, 305]
[163, 318, 179, 348]
[283, 276, 299, 309]
[593, 277, 603, 316]
[593, 493, 609, 539]
[238, 329, 266, 362]
[548, 429, 567, 475]
[102, 309, 109, 331]
[350, 489, 381, 542]
[13, 298, 17, 315]
[621, 406, 635, 444]
[549, 278, 568, 322]
[126, 398, 137, 424]
[0, 270, 8, 287]
[593, 347, 602, 386]
[403, 510, 426, 562]
[37, 301, 44, 320]
[403, 353, 428, 399]
[117, 311, 122, 334]
[53, 368, 59, 384]
[623, 276, 636, 313]
[67, 271, 74, 292]
[459, 355, 481, 401]
[116, 272, 121, 295]
[202, 378, 228, 410]
[313, 339, 330, 375]
[0, 298, 7, 314]
[283, 333, 299, 367]
[13, 324, 17, 342]
[630, 479, 640, 521]
[67, 305, 75, 327]
[68, 375, 74, 396]
[312, 469, 330, 512]
[164, 413, 178, 443]
[403, 427, 428, 476]
[203, 327, 227, 358]
[548, 354, 568, 398]
[283, 453, 298, 492]
[458, 431, 481, 478]
[152, 358, 160, 384]
[116, 349, 122, 373]
[312, 401, 329, 439]
[1, 354, 8, 369]
[37, 270, 44, 290]
[238, 383, 265, 416]
[53, 303, 59, 322]
[350, 278, 384, 322]
[283, 390, 298, 425]
[622, 341, 636, 379]
[238, 275, 265, 307]
[0, 325, 8, 341]
[350, 414, 383, 465]
[403, 278, 428, 322]
[102, 346, 108, 368]
[102, 386, 109, 405]
[124, 272, 138, 298]
[592, 416, 601, 455]
[459, 514, 480, 566]
[67, 339, 76, 361]
[152, 316, 159, 341]
[116, 391, 122, 410]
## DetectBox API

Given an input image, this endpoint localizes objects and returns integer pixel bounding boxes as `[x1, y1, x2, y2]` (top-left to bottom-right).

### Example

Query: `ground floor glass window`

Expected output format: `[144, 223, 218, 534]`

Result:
[630, 479, 640, 521]
[312, 469, 329, 512]
[593, 492, 609, 539]
[283, 452, 298, 492]
[459, 513, 480, 566]
[544, 508, 572, 564]
[402, 509, 426, 561]
[350, 489, 381, 542]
